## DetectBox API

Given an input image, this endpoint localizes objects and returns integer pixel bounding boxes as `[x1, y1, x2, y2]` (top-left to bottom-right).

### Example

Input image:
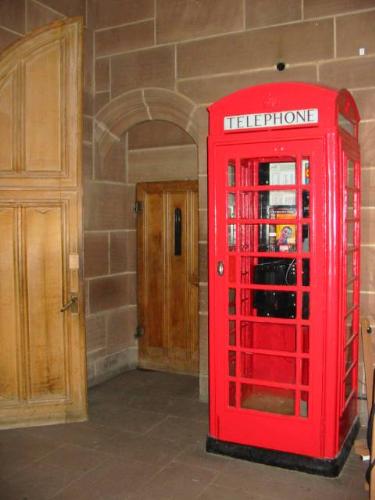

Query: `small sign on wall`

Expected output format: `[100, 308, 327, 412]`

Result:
[224, 108, 319, 131]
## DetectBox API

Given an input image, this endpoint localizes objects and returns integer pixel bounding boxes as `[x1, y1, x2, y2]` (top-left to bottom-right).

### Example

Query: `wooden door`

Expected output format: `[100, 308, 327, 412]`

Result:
[0, 19, 87, 429]
[137, 181, 199, 374]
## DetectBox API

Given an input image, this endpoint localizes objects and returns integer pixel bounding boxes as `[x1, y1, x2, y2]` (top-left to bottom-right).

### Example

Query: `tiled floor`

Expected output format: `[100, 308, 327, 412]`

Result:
[0, 370, 368, 499]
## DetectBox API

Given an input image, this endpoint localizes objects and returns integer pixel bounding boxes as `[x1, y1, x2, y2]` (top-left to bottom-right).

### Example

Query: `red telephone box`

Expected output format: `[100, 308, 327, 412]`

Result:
[207, 82, 361, 476]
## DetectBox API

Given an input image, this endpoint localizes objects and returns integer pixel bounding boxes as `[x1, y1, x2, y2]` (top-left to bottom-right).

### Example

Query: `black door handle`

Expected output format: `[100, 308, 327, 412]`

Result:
[174, 208, 182, 256]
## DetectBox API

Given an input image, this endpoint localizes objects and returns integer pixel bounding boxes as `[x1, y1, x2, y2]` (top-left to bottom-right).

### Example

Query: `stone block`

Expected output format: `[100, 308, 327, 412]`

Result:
[110, 230, 137, 273]
[361, 246, 375, 291]
[177, 20, 333, 78]
[95, 58, 110, 92]
[95, 136, 126, 182]
[199, 175, 207, 209]
[84, 182, 135, 231]
[178, 64, 318, 104]
[107, 306, 138, 352]
[360, 121, 375, 166]
[361, 168, 375, 206]
[199, 242, 208, 282]
[86, 314, 107, 352]
[246, 0, 301, 29]
[337, 10, 375, 58]
[128, 145, 197, 183]
[94, 0, 154, 29]
[319, 57, 375, 89]
[26, 1, 63, 32]
[83, 116, 93, 143]
[351, 89, 375, 120]
[39, 0, 85, 17]
[89, 273, 135, 313]
[0, 0, 25, 34]
[360, 291, 375, 322]
[95, 20, 154, 57]
[83, 143, 93, 180]
[95, 92, 110, 113]
[361, 208, 375, 245]
[111, 46, 175, 97]
[128, 120, 194, 150]
[199, 283, 208, 313]
[156, 0, 244, 43]
[84, 232, 109, 277]
[0, 27, 20, 52]
[144, 88, 195, 130]
[199, 209, 207, 241]
[304, 0, 375, 18]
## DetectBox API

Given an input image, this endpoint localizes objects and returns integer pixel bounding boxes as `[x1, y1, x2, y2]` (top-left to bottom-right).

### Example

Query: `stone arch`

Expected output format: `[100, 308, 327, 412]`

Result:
[94, 88, 209, 399]
[95, 88, 207, 157]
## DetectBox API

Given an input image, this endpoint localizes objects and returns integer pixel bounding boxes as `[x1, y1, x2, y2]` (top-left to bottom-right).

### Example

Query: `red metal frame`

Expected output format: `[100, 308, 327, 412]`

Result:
[208, 82, 360, 461]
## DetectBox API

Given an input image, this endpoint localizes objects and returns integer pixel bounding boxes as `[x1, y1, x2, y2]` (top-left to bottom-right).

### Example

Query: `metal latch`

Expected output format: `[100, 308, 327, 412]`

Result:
[135, 325, 145, 338]
[134, 201, 143, 214]
[61, 294, 78, 313]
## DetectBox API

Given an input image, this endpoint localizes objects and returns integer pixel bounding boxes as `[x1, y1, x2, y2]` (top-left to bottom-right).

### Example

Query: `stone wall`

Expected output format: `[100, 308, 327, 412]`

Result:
[1, 1, 375, 399]
[91, 0, 375, 398]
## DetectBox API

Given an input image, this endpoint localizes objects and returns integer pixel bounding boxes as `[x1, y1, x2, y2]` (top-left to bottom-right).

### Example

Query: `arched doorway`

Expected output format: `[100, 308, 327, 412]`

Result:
[92, 88, 208, 398]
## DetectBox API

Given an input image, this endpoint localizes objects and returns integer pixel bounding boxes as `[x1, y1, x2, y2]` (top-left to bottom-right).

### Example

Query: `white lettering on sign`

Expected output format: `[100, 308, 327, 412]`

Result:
[224, 108, 319, 131]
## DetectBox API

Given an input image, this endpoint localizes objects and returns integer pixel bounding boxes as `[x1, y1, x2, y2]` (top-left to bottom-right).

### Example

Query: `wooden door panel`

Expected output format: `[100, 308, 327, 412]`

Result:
[0, 19, 86, 429]
[25, 206, 66, 400]
[0, 72, 15, 172]
[0, 208, 21, 404]
[167, 192, 188, 352]
[144, 192, 165, 351]
[138, 181, 198, 375]
[0, 19, 81, 188]
[25, 43, 62, 172]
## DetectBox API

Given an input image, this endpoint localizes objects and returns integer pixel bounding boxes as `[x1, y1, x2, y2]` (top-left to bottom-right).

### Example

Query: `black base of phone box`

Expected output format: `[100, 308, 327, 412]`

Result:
[206, 418, 359, 477]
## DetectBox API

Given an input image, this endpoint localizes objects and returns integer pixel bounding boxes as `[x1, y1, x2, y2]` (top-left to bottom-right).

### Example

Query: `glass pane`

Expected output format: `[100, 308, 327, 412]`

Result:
[240, 159, 255, 187]
[239, 191, 256, 219]
[228, 288, 236, 315]
[347, 159, 355, 187]
[239, 224, 255, 252]
[346, 189, 355, 219]
[240, 288, 252, 316]
[254, 290, 296, 319]
[346, 315, 353, 342]
[339, 114, 355, 136]
[228, 224, 236, 251]
[250, 257, 296, 285]
[268, 190, 296, 209]
[301, 359, 309, 386]
[241, 384, 295, 415]
[347, 250, 354, 282]
[302, 158, 310, 185]
[241, 352, 296, 384]
[229, 255, 236, 283]
[347, 281, 354, 312]
[345, 371, 353, 400]
[240, 321, 297, 352]
[227, 193, 236, 218]
[302, 225, 310, 252]
[229, 381, 236, 407]
[229, 320, 236, 346]
[302, 259, 310, 286]
[257, 224, 297, 253]
[228, 351, 236, 376]
[347, 221, 355, 248]
[345, 342, 354, 371]
[259, 161, 296, 186]
[302, 190, 310, 218]
[228, 161, 236, 187]
[302, 326, 310, 353]
[300, 391, 309, 417]
[302, 292, 310, 320]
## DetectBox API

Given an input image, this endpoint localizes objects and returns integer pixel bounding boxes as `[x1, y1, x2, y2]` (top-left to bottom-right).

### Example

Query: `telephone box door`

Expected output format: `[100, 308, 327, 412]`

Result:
[210, 140, 325, 457]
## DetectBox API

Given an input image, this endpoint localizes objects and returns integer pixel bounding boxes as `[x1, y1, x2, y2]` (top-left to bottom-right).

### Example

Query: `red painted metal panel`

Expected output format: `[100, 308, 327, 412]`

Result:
[208, 82, 360, 461]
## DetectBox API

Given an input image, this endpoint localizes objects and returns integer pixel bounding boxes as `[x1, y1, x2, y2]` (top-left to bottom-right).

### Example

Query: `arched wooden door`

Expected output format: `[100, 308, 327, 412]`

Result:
[0, 19, 87, 428]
